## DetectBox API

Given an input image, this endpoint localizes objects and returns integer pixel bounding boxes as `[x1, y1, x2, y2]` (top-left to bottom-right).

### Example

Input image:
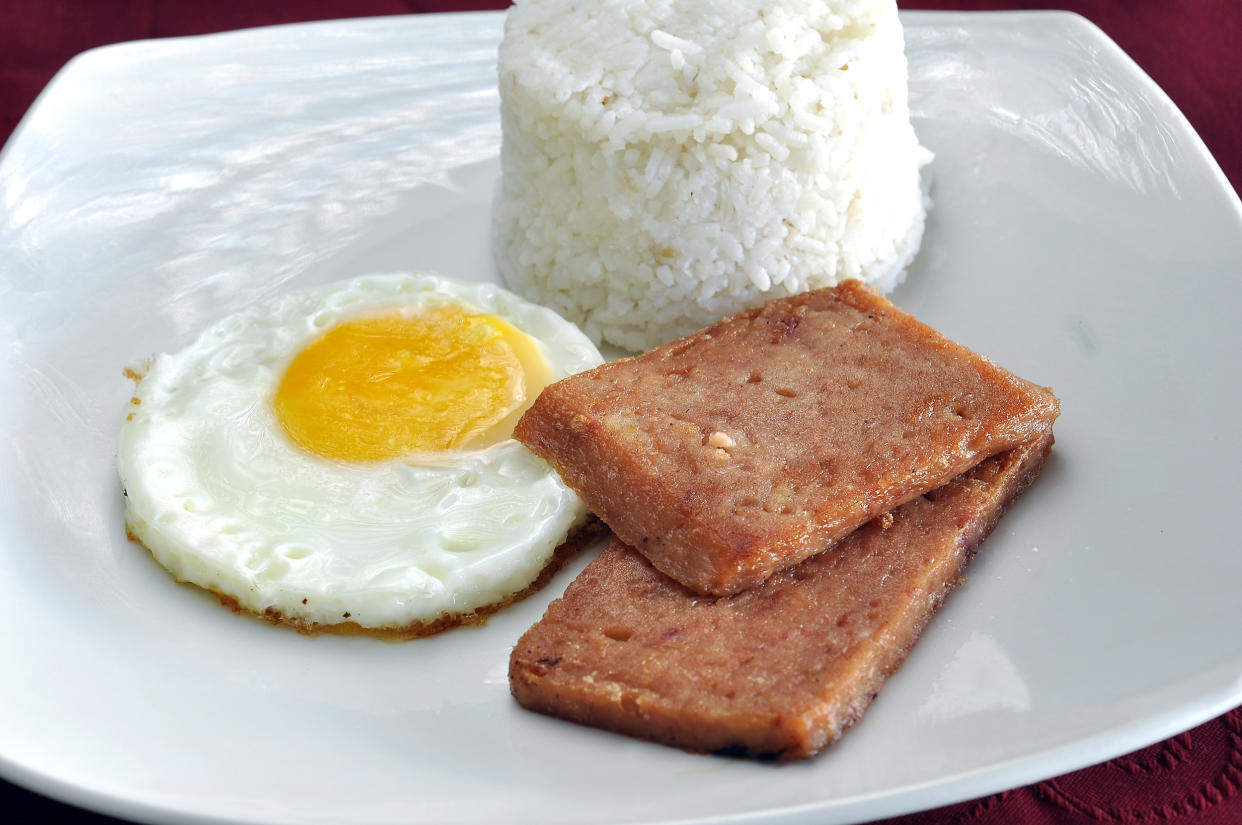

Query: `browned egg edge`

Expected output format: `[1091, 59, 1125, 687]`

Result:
[122, 518, 606, 642]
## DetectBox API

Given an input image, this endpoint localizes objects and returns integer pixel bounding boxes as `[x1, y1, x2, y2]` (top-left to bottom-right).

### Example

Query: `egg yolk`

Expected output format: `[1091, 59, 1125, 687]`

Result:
[274, 307, 552, 462]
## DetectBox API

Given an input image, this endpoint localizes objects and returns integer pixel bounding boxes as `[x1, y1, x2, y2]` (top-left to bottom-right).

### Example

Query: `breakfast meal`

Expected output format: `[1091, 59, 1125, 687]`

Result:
[486, 0, 1058, 757]
[117, 273, 602, 635]
[114, 0, 1058, 764]
[493, 0, 931, 351]
[510, 435, 1052, 759]
[514, 281, 1060, 596]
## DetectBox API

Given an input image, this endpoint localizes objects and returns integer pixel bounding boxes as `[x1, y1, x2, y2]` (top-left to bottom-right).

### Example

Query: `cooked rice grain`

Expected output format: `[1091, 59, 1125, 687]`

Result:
[494, 0, 931, 351]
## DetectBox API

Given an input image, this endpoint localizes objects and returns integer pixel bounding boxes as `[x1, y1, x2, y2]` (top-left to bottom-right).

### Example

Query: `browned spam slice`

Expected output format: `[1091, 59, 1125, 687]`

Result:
[509, 435, 1052, 760]
[515, 281, 1060, 596]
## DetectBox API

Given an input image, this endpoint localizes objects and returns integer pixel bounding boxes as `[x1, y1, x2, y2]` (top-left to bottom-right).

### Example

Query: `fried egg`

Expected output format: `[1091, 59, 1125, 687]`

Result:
[117, 273, 602, 633]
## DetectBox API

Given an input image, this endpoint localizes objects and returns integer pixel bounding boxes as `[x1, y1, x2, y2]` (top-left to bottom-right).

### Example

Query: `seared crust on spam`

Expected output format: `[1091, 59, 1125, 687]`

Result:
[509, 435, 1052, 759]
[515, 281, 1060, 596]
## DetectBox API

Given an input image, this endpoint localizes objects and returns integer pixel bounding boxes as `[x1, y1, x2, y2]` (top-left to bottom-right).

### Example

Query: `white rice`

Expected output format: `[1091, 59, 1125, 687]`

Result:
[493, 0, 932, 352]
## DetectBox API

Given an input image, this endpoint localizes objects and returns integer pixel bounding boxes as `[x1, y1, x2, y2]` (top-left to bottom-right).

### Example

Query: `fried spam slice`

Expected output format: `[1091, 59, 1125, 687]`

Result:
[509, 435, 1052, 760]
[514, 281, 1060, 596]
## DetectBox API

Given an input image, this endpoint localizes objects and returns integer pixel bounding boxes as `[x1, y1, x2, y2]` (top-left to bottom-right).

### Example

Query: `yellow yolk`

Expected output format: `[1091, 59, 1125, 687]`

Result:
[274, 306, 553, 462]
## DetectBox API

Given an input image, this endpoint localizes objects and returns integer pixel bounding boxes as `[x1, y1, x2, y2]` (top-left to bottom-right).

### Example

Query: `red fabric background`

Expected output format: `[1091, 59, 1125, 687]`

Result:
[2, 2, 1240, 824]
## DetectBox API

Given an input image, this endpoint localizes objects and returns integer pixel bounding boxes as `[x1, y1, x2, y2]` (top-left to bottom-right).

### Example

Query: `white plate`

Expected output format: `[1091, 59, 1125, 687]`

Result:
[2, 10, 1241, 825]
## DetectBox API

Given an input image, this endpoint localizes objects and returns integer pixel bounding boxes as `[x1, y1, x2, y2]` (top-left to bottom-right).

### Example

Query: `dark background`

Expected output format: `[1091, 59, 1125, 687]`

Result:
[2, 2, 1239, 824]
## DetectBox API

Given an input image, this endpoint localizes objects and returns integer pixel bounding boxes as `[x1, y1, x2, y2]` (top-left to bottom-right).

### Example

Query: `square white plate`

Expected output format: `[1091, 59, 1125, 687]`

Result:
[2, 11, 1241, 825]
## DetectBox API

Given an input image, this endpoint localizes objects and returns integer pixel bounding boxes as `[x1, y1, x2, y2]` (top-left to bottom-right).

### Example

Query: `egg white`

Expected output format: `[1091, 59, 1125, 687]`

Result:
[117, 273, 602, 631]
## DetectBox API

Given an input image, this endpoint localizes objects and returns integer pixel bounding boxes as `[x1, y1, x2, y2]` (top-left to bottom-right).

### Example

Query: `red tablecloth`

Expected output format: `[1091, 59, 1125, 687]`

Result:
[2, 2, 1240, 824]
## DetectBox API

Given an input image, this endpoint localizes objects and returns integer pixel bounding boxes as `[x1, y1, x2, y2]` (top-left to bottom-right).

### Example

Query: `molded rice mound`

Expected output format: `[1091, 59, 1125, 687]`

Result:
[514, 281, 1061, 597]
[494, 0, 932, 351]
[509, 436, 1053, 760]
